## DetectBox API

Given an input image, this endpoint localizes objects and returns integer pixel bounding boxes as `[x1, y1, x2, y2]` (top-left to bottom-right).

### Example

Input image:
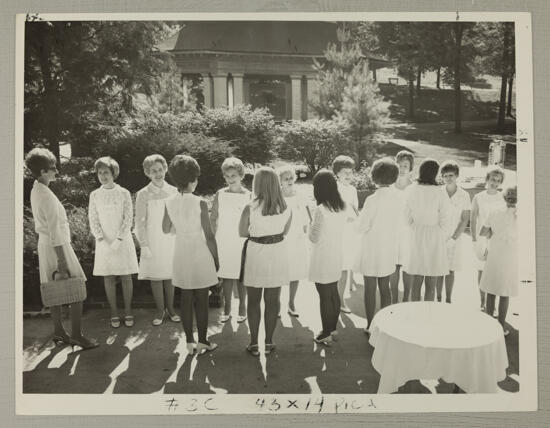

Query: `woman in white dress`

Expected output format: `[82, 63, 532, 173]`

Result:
[480, 186, 517, 336]
[355, 158, 402, 333]
[26, 148, 98, 349]
[436, 160, 472, 303]
[89, 157, 139, 328]
[404, 159, 453, 302]
[135, 154, 179, 326]
[309, 170, 348, 345]
[210, 157, 250, 323]
[470, 166, 506, 310]
[278, 164, 310, 317]
[239, 167, 292, 356]
[332, 155, 359, 314]
[389, 150, 415, 303]
[163, 155, 219, 355]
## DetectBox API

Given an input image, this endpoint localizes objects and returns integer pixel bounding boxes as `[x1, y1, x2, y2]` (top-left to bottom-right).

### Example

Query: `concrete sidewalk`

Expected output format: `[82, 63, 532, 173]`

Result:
[22, 245, 520, 394]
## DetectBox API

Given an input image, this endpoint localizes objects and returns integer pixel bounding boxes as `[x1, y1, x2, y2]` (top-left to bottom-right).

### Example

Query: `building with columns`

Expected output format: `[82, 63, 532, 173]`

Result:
[158, 22, 389, 121]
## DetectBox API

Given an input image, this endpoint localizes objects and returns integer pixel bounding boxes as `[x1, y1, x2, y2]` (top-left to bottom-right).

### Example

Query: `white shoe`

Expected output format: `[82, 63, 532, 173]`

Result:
[220, 314, 230, 323]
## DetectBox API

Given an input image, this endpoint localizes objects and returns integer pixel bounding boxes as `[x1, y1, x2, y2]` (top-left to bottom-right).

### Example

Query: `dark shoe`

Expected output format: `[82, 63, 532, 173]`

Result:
[246, 344, 260, 356]
[70, 336, 99, 350]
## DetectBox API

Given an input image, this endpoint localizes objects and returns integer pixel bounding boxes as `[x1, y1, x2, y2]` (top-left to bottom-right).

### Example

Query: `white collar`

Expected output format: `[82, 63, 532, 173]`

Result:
[148, 181, 164, 194]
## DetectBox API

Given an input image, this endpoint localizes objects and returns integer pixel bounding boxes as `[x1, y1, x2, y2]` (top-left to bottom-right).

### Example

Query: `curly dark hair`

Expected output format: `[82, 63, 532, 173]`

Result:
[417, 159, 440, 185]
[24, 147, 57, 178]
[169, 155, 201, 191]
[371, 157, 399, 186]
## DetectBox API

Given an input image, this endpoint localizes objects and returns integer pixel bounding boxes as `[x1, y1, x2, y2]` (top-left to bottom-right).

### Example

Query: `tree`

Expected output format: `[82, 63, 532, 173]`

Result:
[336, 62, 389, 163]
[24, 18, 178, 159]
[310, 25, 389, 163]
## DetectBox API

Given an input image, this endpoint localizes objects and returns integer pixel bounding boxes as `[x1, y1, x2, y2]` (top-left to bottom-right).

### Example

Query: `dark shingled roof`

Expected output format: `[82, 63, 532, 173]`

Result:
[159, 21, 388, 63]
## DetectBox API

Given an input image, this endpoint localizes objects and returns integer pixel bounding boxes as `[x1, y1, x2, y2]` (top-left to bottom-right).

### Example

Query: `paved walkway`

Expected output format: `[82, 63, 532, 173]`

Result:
[22, 237, 520, 395]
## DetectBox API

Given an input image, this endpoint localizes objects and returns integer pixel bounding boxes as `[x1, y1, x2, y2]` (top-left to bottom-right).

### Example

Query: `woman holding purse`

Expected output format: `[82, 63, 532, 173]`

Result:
[26, 147, 98, 350]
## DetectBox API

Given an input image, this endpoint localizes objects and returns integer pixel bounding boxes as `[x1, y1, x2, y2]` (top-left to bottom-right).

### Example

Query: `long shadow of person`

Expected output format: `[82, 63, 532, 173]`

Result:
[113, 323, 180, 393]
[22, 329, 129, 394]
[263, 317, 325, 394]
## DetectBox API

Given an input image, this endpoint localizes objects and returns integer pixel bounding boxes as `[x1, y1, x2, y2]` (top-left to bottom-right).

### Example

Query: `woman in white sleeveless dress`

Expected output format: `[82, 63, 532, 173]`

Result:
[239, 167, 292, 356]
[210, 157, 250, 323]
[163, 155, 219, 356]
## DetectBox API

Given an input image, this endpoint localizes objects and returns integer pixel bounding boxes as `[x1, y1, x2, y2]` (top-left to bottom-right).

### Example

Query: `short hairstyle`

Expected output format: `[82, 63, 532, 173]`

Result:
[486, 165, 505, 183]
[252, 167, 287, 216]
[440, 160, 460, 176]
[371, 157, 399, 186]
[143, 154, 168, 174]
[24, 147, 57, 178]
[169, 155, 201, 191]
[417, 159, 440, 185]
[94, 156, 120, 179]
[395, 150, 415, 170]
[221, 157, 245, 177]
[503, 185, 517, 205]
[276, 164, 296, 182]
[332, 155, 355, 175]
[313, 169, 345, 212]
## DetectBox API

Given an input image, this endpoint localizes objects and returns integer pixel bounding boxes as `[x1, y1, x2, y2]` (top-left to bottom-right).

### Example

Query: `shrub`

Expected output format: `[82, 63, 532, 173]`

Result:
[275, 119, 355, 174]
[93, 129, 233, 195]
[199, 105, 276, 165]
[123, 106, 276, 165]
[350, 161, 377, 192]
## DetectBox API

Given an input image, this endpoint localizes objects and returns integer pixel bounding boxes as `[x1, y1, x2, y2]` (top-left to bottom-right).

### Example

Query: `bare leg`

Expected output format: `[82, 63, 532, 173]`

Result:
[103, 275, 118, 317]
[288, 280, 299, 312]
[424, 276, 437, 301]
[338, 270, 350, 311]
[478, 270, 486, 308]
[485, 293, 496, 319]
[389, 265, 400, 304]
[120, 274, 133, 316]
[436, 276, 444, 302]
[237, 281, 247, 317]
[221, 278, 234, 316]
[445, 271, 455, 303]
[329, 282, 341, 332]
[150, 280, 165, 318]
[402, 271, 413, 302]
[164, 280, 177, 316]
[378, 276, 391, 310]
[180, 290, 195, 343]
[246, 287, 262, 346]
[193, 288, 210, 344]
[411, 275, 424, 302]
[51, 305, 68, 337]
[364, 276, 377, 329]
[264, 288, 281, 344]
[497, 296, 510, 327]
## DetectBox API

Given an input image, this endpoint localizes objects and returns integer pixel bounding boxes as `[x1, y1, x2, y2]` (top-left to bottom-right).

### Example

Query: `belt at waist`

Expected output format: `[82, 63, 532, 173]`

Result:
[239, 233, 285, 282]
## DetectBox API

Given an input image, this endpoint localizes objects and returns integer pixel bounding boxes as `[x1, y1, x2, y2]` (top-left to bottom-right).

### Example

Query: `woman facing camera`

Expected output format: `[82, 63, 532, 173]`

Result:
[26, 147, 98, 350]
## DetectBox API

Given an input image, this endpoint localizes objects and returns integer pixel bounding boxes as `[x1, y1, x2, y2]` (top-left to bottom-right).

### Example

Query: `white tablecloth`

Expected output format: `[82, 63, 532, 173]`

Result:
[369, 302, 509, 393]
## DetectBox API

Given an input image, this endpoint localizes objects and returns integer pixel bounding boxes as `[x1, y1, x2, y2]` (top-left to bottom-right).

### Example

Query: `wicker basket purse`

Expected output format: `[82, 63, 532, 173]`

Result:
[40, 271, 87, 307]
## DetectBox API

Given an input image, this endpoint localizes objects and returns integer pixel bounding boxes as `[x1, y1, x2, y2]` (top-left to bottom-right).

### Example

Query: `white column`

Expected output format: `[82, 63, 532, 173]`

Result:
[232, 73, 244, 106]
[290, 75, 302, 120]
[201, 74, 213, 108]
[306, 77, 319, 119]
[213, 73, 228, 107]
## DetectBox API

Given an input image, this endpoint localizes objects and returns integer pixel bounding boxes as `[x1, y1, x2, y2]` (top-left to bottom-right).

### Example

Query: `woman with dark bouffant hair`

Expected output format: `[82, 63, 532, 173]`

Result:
[308, 169, 348, 345]
[403, 159, 453, 302]
[26, 147, 98, 350]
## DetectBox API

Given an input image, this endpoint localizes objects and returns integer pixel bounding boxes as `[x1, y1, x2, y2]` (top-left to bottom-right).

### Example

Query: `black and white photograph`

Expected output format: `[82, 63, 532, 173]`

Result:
[15, 11, 537, 414]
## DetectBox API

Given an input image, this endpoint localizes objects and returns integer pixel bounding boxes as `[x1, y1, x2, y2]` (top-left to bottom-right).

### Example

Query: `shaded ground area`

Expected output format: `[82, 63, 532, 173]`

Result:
[23, 237, 521, 395]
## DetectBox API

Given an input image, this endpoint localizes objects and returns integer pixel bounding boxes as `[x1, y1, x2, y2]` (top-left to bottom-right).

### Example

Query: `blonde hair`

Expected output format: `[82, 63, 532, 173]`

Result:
[486, 165, 505, 183]
[252, 167, 287, 216]
[276, 164, 296, 182]
[221, 157, 245, 176]
[143, 154, 168, 174]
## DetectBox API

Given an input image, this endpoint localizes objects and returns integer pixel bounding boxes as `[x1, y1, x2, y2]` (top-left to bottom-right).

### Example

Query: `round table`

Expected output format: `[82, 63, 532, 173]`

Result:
[369, 302, 509, 393]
